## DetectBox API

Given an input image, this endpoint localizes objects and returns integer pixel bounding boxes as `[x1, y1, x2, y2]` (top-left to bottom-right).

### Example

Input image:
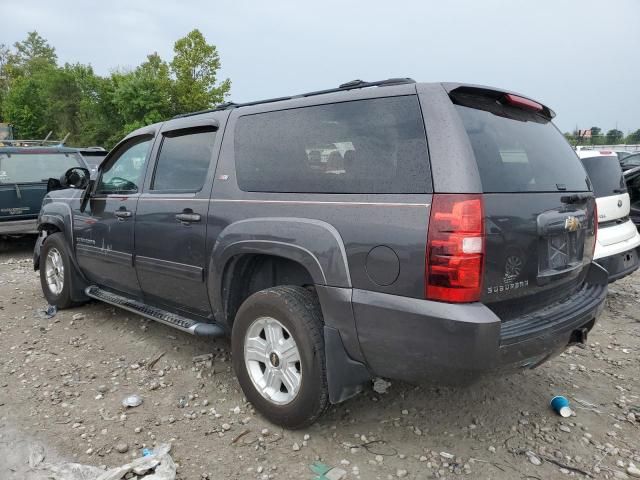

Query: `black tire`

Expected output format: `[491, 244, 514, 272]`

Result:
[39, 233, 75, 309]
[232, 285, 329, 429]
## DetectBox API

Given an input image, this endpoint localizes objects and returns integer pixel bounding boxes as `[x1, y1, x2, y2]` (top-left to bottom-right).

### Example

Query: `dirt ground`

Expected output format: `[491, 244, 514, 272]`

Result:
[1, 237, 639, 480]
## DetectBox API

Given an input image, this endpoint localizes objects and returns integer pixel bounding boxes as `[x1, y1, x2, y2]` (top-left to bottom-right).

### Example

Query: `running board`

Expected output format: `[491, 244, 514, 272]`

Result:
[85, 286, 226, 337]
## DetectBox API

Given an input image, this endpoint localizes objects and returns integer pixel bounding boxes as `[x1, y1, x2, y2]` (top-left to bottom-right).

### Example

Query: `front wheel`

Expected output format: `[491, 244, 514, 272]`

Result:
[39, 233, 75, 309]
[232, 286, 329, 429]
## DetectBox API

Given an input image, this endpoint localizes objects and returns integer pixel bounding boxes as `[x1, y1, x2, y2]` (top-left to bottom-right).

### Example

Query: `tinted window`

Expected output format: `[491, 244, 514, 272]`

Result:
[152, 128, 216, 191]
[580, 156, 626, 198]
[0, 152, 83, 183]
[456, 105, 589, 193]
[98, 138, 151, 193]
[622, 154, 640, 170]
[234, 96, 431, 193]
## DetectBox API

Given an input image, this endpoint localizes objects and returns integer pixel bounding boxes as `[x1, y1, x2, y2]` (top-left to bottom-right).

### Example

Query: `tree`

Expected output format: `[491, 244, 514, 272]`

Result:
[589, 126, 602, 145]
[0, 30, 232, 147]
[170, 29, 230, 113]
[0, 43, 10, 118]
[111, 53, 176, 137]
[8, 31, 57, 74]
[626, 129, 640, 144]
[606, 129, 624, 144]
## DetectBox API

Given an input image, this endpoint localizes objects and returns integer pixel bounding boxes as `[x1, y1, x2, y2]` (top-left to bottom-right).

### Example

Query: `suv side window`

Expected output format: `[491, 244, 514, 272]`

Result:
[97, 137, 152, 194]
[234, 96, 431, 194]
[151, 127, 217, 192]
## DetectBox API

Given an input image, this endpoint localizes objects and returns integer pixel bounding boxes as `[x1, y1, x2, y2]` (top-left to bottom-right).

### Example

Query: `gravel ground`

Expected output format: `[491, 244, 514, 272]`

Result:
[1, 237, 639, 480]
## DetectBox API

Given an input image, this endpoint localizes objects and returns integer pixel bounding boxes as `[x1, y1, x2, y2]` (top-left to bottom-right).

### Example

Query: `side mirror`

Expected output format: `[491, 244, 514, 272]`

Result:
[63, 167, 90, 189]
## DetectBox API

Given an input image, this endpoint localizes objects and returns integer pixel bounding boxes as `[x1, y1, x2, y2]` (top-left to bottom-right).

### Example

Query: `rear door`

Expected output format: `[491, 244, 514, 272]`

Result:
[451, 88, 597, 321]
[134, 118, 220, 318]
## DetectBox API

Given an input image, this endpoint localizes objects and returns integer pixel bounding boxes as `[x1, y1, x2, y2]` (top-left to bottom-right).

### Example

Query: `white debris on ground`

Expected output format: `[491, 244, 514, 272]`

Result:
[28, 443, 175, 480]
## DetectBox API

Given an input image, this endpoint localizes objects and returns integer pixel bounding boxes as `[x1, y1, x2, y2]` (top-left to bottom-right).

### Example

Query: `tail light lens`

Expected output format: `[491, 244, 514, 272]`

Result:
[426, 194, 484, 303]
[592, 202, 598, 256]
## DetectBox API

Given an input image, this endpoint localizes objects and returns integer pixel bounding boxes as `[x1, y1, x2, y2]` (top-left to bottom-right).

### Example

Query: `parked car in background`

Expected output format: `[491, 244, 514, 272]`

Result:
[615, 151, 633, 161]
[76, 147, 108, 176]
[34, 79, 607, 428]
[624, 166, 640, 230]
[578, 150, 640, 281]
[620, 152, 640, 172]
[0, 146, 88, 239]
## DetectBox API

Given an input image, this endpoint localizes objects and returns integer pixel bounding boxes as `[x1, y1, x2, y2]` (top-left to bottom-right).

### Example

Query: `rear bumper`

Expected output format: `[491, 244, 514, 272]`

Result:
[352, 263, 608, 385]
[0, 218, 38, 235]
[595, 246, 640, 282]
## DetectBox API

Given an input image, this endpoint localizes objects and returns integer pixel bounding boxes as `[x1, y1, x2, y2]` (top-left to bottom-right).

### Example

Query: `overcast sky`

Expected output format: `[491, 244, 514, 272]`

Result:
[3, 0, 639, 133]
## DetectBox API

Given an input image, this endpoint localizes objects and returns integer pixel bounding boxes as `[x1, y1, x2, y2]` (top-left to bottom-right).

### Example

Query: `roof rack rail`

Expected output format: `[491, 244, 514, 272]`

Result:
[0, 132, 71, 147]
[172, 77, 416, 119]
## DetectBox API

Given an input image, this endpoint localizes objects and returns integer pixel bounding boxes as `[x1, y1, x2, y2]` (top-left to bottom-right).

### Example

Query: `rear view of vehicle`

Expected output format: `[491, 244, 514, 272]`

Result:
[578, 150, 640, 281]
[0, 147, 87, 237]
[358, 84, 606, 386]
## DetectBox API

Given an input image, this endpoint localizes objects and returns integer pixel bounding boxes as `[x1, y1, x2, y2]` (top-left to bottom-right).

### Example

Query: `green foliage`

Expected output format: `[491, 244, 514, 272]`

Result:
[605, 129, 624, 144]
[627, 129, 640, 144]
[171, 29, 231, 112]
[0, 29, 230, 148]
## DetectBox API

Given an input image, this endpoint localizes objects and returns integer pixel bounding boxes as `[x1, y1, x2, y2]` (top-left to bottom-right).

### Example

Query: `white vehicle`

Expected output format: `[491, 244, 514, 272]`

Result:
[578, 150, 640, 281]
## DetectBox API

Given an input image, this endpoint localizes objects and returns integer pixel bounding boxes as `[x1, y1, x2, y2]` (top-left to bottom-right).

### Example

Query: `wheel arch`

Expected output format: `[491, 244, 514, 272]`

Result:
[209, 217, 352, 327]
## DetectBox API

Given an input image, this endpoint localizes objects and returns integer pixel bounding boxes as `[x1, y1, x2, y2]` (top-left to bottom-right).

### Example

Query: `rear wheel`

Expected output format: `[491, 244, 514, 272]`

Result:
[232, 286, 329, 429]
[40, 233, 75, 309]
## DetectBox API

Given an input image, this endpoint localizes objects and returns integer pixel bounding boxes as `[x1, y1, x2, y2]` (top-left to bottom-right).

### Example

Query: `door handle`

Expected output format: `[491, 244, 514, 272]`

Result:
[175, 213, 201, 223]
[114, 210, 132, 219]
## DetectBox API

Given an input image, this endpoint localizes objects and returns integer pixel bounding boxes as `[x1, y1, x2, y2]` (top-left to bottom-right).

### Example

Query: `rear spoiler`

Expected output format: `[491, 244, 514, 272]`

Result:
[443, 83, 555, 121]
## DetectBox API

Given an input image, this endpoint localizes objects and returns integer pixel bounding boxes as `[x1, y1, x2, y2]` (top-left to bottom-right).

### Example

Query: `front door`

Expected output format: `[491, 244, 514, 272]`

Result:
[135, 123, 219, 317]
[75, 136, 154, 296]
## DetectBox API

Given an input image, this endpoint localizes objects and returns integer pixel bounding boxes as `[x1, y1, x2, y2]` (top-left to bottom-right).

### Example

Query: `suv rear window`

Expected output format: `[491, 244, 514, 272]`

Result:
[0, 152, 84, 183]
[455, 105, 590, 193]
[580, 155, 626, 198]
[234, 96, 431, 193]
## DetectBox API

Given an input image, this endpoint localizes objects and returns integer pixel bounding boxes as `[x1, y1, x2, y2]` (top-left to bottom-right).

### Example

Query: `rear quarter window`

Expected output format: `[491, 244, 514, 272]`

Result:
[234, 96, 432, 194]
[580, 156, 626, 198]
[455, 105, 590, 193]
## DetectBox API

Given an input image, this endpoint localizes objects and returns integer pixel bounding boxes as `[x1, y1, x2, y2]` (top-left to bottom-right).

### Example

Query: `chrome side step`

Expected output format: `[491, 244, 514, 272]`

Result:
[85, 286, 226, 337]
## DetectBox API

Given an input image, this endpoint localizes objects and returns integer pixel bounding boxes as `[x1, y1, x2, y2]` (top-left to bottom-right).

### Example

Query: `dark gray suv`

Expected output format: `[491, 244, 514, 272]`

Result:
[34, 79, 607, 428]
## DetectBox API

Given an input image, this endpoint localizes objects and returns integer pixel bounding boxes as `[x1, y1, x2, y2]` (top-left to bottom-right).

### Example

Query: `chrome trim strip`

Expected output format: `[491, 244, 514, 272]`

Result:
[136, 255, 204, 281]
[76, 244, 132, 266]
[211, 199, 430, 207]
[48, 197, 430, 207]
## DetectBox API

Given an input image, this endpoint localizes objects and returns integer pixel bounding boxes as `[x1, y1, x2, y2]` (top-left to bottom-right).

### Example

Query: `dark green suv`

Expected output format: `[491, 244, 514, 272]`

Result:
[0, 147, 87, 238]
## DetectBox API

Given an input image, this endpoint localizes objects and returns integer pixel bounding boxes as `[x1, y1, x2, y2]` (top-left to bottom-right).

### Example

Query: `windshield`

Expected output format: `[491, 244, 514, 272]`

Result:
[455, 105, 590, 193]
[0, 152, 84, 184]
[580, 155, 626, 198]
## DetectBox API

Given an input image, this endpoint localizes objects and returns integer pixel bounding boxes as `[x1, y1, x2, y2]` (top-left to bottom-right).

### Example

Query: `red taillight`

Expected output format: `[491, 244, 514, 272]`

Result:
[426, 194, 484, 303]
[503, 93, 543, 112]
[599, 150, 612, 155]
[592, 203, 598, 256]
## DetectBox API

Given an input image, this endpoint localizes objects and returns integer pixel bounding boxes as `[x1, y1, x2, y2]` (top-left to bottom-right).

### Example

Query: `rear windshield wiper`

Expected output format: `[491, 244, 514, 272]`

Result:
[14, 183, 22, 199]
[613, 188, 627, 194]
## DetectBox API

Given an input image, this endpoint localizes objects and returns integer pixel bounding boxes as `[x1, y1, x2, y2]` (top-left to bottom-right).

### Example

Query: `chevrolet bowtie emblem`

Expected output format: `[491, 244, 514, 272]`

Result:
[564, 216, 581, 232]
